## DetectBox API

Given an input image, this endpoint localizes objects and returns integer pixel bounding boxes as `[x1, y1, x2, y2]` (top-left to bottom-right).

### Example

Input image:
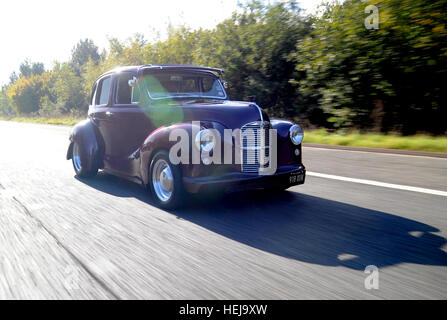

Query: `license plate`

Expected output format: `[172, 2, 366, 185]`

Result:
[289, 172, 304, 185]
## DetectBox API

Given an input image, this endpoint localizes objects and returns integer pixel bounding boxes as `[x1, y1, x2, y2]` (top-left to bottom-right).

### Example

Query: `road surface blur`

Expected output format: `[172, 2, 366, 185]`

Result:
[0, 120, 446, 299]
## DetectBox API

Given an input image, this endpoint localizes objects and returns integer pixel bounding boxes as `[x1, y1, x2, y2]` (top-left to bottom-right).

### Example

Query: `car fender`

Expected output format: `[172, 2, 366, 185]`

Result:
[271, 119, 294, 138]
[140, 123, 200, 186]
[271, 119, 302, 165]
[67, 119, 104, 171]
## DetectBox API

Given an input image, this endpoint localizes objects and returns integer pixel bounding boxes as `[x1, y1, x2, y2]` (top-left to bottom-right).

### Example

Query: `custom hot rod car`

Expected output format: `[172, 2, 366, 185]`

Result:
[67, 65, 305, 208]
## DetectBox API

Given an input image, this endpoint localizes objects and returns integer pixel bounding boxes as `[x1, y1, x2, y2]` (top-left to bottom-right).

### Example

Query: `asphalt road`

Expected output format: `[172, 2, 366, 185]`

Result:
[1, 120, 447, 299]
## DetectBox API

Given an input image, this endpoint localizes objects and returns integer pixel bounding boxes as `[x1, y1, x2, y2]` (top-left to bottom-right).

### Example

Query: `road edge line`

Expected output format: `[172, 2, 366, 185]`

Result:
[307, 172, 447, 197]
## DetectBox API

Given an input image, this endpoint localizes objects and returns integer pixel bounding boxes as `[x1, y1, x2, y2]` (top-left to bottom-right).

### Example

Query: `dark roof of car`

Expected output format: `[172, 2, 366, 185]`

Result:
[102, 64, 224, 77]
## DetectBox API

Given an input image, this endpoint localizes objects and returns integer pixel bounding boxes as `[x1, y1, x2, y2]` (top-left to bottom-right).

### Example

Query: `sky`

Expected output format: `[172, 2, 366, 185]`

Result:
[0, 0, 320, 86]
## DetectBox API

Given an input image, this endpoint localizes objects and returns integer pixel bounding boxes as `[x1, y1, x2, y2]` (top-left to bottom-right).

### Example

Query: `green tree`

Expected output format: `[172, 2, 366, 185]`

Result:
[9, 72, 18, 84]
[296, 0, 447, 134]
[52, 62, 87, 114]
[0, 85, 15, 115]
[71, 39, 101, 75]
[199, 1, 311, 117]
[7, 72, 52, 114]
[19, 60, 45, 78]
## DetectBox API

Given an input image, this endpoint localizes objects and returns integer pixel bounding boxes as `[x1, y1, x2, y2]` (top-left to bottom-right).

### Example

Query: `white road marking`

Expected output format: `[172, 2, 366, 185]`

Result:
[307, 172, 447, 197]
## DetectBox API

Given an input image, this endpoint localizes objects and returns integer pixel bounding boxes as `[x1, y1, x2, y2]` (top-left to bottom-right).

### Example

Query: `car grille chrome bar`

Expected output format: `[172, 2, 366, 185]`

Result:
[240, 121, 271, 173]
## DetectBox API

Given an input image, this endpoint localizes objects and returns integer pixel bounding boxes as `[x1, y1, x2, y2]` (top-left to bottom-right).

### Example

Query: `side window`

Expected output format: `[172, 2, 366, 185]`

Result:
[182, 78, 197, 92]
[115, 73, 137, 105]
[96, 76, 112, 106]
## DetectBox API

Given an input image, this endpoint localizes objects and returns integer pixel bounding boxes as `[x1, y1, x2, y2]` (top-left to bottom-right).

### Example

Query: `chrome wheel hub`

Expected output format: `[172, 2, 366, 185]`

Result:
[152, 159, 174, 202]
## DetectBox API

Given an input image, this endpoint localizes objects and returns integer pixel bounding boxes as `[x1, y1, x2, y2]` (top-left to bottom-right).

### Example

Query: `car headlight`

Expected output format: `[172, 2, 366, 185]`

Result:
[289, 124, 304, 145]
[195, 129, 216, 153]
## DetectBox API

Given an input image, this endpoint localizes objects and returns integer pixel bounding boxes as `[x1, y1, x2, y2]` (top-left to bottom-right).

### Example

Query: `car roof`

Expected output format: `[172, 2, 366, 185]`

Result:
[100, 64, 224, 78]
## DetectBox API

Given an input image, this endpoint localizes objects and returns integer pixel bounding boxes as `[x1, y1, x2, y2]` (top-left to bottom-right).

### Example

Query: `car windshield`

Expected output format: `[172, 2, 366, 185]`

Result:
[141, 70, 227, 100]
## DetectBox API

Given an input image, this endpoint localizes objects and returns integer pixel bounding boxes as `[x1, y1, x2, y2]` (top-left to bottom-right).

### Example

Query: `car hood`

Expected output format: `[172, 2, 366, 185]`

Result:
[177, 100, 268, 129]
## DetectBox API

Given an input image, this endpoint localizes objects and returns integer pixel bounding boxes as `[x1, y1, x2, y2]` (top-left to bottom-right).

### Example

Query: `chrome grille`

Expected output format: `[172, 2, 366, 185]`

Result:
[240, 121, 271, 173]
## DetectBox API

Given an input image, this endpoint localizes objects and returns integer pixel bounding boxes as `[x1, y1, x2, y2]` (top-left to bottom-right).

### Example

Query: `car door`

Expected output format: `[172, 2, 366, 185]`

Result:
[95, 72, 155, 176]
[89, 74, 119, 170]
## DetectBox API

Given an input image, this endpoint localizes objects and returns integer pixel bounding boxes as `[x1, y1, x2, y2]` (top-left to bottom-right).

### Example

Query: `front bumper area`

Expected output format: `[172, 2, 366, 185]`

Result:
[183, 164, 306, 194]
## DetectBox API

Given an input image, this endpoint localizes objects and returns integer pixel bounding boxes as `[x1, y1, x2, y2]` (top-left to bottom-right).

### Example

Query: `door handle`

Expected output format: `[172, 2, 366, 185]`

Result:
[106, 111, 114, 116]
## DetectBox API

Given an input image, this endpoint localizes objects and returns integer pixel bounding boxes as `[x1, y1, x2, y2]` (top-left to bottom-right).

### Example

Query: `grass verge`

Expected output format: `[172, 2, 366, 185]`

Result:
[1, 117, 446, 153]
[305, 130, 447, 153]
[0, 116, 82, 126]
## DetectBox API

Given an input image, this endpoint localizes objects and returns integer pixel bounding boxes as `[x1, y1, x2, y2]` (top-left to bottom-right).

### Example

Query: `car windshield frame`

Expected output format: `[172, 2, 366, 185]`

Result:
[141, 70, 228, 101]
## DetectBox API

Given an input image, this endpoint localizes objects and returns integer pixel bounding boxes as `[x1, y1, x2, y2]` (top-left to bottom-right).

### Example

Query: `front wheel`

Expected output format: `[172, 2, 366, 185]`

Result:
[149, 151, 185, 209]
[72, 141, 98, 178]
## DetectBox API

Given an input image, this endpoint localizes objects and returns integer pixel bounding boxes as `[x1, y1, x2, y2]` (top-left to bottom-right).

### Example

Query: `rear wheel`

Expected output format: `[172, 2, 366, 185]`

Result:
[72, 141, 98, 178]
[149, 151, 185, 209]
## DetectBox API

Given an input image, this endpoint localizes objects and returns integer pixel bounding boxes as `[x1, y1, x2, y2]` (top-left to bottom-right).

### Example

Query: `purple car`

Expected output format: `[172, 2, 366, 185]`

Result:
[67, 65, 305, 208]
